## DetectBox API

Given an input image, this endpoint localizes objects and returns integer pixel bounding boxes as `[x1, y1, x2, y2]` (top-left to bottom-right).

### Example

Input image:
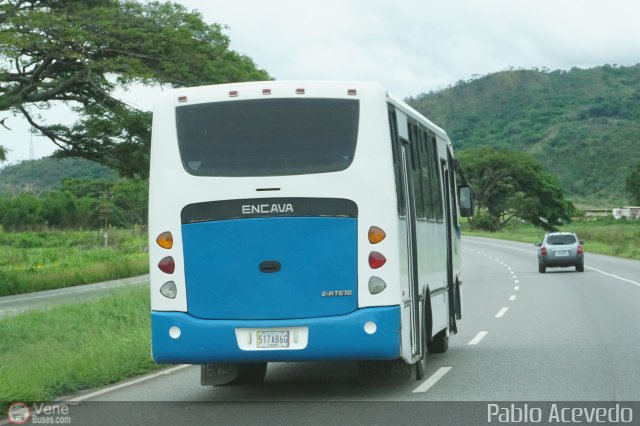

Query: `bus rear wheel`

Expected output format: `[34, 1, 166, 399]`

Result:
[427, 329, 449, 354]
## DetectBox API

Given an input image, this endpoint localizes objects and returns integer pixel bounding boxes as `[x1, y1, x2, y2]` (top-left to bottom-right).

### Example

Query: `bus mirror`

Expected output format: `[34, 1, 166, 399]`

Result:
[458, 185, 473, 217]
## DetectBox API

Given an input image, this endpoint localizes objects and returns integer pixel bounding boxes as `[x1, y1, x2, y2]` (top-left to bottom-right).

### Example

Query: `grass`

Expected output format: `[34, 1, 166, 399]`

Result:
[461, 218, 640, 260]
[0, 228, 149, 296]
[0, 286, 160, 413]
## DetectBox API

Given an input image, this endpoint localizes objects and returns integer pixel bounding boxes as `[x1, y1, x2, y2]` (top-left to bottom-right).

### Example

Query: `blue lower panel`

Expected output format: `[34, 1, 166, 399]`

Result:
[151, 306, 401, 364]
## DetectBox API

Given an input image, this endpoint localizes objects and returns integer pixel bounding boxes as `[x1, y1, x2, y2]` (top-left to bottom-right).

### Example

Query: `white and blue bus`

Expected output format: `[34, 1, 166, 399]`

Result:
[149, 81, 473, 385]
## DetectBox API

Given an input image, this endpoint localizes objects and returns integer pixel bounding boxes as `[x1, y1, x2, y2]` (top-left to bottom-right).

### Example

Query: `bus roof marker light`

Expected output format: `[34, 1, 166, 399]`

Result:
[347, 89, 357, 96]
[295, 88, 305, 95]
[368, 226, 386, 244]
[368, 251, 386, 269]
[160, 281, 177, 299]
[158, 256, 175, 274]
[368, 276, 387, 295]
[262, 89, 272, 95]
[156, 231, 173, 249]
[229, 90, 239, 97]
[178, 96, 187, 103]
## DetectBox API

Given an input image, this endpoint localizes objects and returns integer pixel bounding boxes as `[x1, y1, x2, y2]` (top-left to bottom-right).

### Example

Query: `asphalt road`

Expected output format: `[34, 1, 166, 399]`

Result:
[7, 238, 640, 425]
[0, 274, 148, 319]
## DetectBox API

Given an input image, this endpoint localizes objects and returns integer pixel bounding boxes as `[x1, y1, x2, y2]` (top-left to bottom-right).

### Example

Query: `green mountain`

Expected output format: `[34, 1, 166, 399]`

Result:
[0, 157, 118, 194]
[407, 64, 640, 207]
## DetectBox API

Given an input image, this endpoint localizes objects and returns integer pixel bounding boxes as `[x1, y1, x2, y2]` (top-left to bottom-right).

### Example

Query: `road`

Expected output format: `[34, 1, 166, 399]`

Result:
[8, 238, 640, 425]
[0, 274, 148, 318]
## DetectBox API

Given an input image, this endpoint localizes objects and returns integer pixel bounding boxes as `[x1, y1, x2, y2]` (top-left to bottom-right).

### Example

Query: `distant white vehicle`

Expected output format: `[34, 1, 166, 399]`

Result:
[148, 81, 473, 385]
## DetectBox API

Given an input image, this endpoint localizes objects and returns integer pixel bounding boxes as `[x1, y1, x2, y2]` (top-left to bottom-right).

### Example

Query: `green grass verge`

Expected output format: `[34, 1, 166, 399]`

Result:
[0, 228, 149, 296]
[0, 286, 160, 413]
[461, 219, 640, 260]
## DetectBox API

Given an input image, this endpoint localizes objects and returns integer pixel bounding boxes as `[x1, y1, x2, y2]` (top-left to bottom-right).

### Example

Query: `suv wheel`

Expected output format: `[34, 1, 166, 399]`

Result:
[538, 261, 546, 273]
[576, 262, 584, 272]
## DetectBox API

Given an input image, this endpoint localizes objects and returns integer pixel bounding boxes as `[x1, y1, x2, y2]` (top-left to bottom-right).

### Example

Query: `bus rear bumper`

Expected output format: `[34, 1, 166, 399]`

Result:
[151, 306, 401, 364]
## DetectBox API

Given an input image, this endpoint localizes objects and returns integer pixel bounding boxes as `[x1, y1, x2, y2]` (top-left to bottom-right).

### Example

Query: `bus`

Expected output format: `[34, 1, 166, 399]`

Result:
[148, 81, 473, 385]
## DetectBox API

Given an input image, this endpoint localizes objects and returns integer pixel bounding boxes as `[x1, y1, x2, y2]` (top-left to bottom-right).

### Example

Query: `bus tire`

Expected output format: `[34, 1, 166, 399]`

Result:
[427, 328, 449, 354]
[416, 298, 429, 380]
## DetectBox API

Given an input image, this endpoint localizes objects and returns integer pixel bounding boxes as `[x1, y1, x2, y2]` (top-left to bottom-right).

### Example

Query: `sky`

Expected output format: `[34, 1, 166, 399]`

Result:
[2, 0, 640, 164]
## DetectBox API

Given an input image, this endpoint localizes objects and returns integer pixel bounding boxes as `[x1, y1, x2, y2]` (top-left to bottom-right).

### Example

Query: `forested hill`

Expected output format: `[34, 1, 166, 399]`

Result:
[407, 64, 640, 207]
[0, 157, 118, 194]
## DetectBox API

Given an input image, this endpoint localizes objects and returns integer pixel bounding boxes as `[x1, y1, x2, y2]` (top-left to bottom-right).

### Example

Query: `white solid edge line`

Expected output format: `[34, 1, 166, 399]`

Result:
[65, 364, 191, 402]
[586, 266, 640, 288]
[467, 331, 489, 345]
[495, 307, 509, 318]
[413, 366, 453, 393]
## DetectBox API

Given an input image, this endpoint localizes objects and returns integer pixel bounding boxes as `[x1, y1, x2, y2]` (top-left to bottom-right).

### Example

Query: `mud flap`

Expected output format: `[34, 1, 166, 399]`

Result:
[357, 359, 415, 384]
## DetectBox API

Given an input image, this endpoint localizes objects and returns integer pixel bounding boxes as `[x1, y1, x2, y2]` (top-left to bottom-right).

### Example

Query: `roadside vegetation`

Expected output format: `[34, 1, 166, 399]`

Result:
[0, 228, 148, 296]
[462, 218, 640, 260]
[0, 286, 158, 413]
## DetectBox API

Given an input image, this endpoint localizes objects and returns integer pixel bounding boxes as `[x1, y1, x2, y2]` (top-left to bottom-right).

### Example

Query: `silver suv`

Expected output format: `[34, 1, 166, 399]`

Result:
[536, 232, 584, 273]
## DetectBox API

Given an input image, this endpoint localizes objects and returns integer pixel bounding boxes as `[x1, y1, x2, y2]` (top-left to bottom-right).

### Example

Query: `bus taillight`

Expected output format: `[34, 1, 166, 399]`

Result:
[368, 226, 386, 244]
[368, 251, 386, 269]
[160, 281, 177, 299]
[158, 256, 175, 274]
[156, 232, 173, 249]
[368, 276, 387, 294]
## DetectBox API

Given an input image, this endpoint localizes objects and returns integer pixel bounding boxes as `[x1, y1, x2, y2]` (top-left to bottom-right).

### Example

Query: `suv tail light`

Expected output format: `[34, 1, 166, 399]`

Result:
[540, 246, 548, 256]
[577, 244, 583, 255]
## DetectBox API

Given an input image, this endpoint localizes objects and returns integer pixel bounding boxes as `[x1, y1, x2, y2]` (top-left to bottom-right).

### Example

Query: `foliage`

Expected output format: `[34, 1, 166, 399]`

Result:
[627, 162, 640, 204]
[458, 146, 574, 231]
[408, 65, 640, 207]
[0, 228, 148, 296]
[0, 0, 271, 176]
[0, 157, 117, 195]
[0, 177, 147, 230]
[0, 285, 158, 409]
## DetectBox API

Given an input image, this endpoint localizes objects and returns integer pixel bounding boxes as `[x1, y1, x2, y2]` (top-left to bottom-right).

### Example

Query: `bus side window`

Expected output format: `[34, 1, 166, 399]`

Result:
[388, 107, 406, 218]
[429, 133, 444, 221]
[409, 121, 425, 220]
[420, 127, 435, 219]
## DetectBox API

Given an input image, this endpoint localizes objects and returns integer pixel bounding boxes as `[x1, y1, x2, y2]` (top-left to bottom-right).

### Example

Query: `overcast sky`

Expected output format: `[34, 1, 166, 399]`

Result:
[2, 0, 640, 164]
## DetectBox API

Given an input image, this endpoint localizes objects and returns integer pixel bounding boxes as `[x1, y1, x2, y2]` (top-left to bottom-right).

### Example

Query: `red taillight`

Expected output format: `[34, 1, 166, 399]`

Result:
[368, 251, 386, 269]
[158, 256, 175, 274]
[541, 246, 548, 256]
[577, 244, 583, 255]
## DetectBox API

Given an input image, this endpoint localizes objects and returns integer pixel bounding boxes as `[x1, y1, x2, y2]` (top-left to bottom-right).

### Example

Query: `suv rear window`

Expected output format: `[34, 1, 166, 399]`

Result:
[547, 235, 577, 245]
[176, 98, 359, 177]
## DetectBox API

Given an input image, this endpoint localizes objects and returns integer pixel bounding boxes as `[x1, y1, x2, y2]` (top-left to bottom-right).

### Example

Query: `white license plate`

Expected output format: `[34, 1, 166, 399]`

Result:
[555, 250, 569, 257]
[257, 331, 289, 348]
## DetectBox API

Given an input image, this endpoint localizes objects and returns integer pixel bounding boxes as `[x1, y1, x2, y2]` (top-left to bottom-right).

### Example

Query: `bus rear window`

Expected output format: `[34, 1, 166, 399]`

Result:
[176, 98, 359, 176]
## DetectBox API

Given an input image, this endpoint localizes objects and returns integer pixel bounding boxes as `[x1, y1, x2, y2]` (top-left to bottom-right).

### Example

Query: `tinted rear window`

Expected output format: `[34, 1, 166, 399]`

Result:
[547, 235, 577, 245]
[176, 98, 359, 176]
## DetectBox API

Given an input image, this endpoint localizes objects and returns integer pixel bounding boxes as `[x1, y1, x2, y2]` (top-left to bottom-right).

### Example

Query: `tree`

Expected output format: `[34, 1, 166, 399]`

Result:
[458, 147, 574, 231]
[627, 162, 640, 204]
[0, 0, 270, 176]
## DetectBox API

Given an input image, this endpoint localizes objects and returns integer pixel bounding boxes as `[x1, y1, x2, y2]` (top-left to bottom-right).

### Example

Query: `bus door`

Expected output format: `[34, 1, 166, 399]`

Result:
[399, 140, 420, 358]
[441, 159, 457, 333]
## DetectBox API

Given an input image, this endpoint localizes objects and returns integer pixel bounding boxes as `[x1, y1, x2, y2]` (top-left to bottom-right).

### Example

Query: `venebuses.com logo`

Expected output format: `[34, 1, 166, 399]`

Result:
[7, 402, 31, 424]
